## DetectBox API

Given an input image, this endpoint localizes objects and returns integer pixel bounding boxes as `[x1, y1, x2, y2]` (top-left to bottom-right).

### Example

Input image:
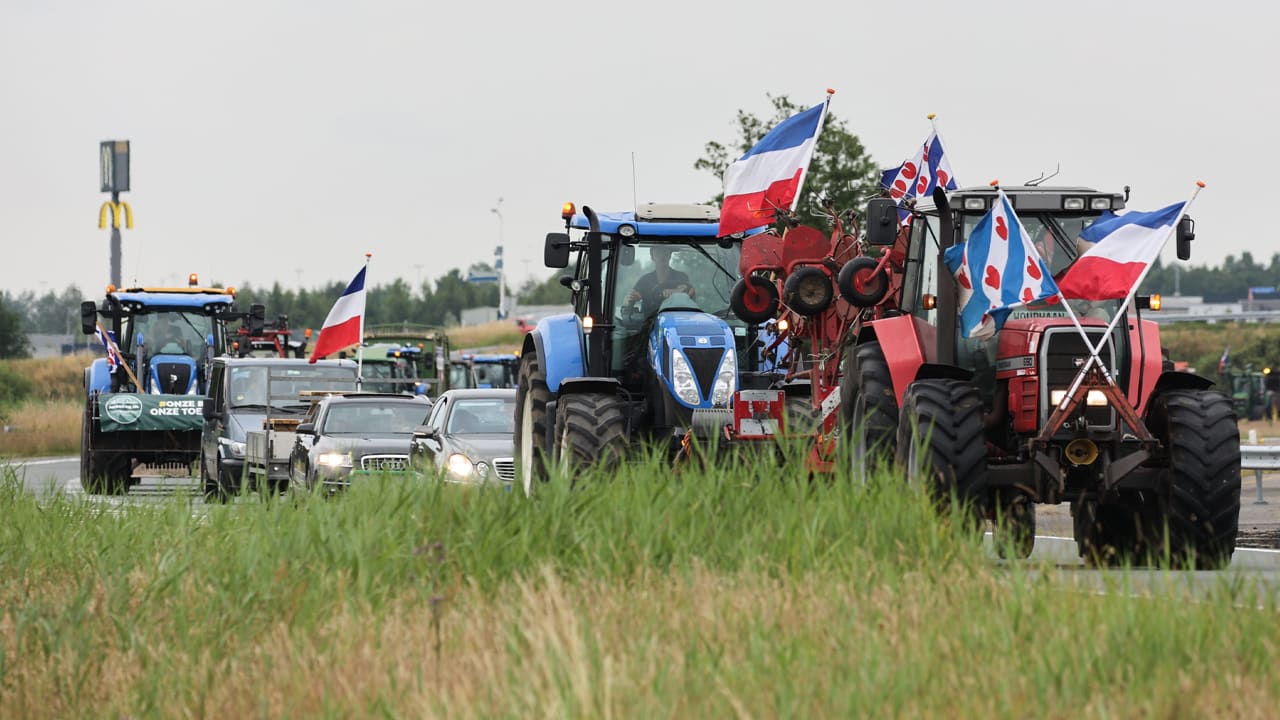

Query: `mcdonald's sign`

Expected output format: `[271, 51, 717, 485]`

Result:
[99, 201, 134, 230]
[99, 140, 130, 193]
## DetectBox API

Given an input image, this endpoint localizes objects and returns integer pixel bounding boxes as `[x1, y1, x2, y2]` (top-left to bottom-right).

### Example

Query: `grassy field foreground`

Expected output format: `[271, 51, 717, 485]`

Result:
[3, 455, 1280, 718]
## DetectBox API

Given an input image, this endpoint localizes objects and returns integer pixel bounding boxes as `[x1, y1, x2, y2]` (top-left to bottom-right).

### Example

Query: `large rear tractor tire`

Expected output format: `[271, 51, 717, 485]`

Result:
[895, 379, 988, 527]
[515, 351, 554, 496]
[840, 341, 898, 484]
[1145, 390, 1241, 569]
[554, 392, 627, 477]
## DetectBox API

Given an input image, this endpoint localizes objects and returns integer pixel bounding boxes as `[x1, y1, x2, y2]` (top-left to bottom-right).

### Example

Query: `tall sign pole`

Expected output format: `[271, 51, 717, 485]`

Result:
[98, 140, 132, 288]
[491, 197, 506, 320]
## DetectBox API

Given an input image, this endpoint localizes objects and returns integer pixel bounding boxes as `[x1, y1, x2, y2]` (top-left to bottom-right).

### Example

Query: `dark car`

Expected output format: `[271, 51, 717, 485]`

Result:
[411, 388, 516, 486]
[289, 393, 433, 493]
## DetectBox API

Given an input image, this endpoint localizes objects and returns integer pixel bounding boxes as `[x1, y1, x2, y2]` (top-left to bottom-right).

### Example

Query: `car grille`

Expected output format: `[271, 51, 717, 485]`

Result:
[361, 455, 410, 472]
[492, 458, 515, 483]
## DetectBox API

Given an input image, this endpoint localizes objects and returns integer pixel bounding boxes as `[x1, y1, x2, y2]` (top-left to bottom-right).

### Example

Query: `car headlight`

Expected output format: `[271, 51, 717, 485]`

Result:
[447, 453, 474, 478]
[711, 350, 736, 407]
[670, 350, 701, 405]
[219, 438, 246, 458]
[475, 461, 490, 479]
[317, 452, 353, 468]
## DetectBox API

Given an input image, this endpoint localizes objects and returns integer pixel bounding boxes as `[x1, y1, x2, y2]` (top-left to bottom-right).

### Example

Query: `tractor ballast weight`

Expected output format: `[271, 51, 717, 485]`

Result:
[79, 282, 264, 494]
[514, 201, 784, 493]
[848, 185, 1240, 567]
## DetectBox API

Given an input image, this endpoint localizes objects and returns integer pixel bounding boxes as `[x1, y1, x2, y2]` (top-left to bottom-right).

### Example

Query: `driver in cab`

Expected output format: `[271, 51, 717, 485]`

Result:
[623, 246, 696, 315]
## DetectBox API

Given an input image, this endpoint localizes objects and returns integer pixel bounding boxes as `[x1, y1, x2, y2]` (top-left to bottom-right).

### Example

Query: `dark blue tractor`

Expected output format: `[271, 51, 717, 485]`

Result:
[79, 281, 264, 494]
[514, 202, 781, 494]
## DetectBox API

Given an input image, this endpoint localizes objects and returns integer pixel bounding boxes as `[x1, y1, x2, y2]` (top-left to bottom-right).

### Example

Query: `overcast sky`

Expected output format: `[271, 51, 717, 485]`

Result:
[1, 0, 1274, 299]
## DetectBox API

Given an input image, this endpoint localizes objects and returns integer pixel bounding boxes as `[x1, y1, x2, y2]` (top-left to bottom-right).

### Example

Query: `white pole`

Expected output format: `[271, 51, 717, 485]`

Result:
[492, 198, 505, 321]
[789, 89, 835, 214]
[357, 253, 370, 390]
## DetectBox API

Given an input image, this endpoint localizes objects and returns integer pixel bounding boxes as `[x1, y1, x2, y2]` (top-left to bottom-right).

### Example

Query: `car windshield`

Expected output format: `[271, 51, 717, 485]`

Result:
[446, 398, 516, 435]
[321, 402, 430, 435]
[229, 365, 356, 409]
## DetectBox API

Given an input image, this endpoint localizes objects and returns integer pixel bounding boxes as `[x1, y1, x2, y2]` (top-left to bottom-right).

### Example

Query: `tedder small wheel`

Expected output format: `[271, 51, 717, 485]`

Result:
[837, 256, 889, 307]
[730, 276, 780, 324]
[783, 266, 834, 317]
[515, 350, 554, 496]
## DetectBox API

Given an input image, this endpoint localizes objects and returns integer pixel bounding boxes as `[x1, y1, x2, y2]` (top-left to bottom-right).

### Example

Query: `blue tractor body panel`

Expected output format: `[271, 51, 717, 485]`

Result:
[531, 314, 586, 393]
[87, 358, 112, 395]
[648, 310, 737, 409]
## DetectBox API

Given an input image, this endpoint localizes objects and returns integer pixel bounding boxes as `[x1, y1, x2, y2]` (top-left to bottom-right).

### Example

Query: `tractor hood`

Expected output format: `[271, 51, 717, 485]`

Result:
[648, 309, 737, 409]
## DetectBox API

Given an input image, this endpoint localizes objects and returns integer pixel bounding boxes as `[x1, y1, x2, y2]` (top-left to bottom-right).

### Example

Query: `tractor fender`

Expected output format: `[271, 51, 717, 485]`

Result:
[864, 314, 935, 405]
[913, 363, 974, 383]
[524, 314, 586, 393]
[1148, 370, 1215, 400]
[86, 358, 112, 395]
[557, 377, 622, 397]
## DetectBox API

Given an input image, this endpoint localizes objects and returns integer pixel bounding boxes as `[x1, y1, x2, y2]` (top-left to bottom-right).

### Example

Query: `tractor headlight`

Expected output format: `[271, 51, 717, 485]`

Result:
[1051, 390, 1108, 407]
[447, 453, 475, 478]
[317, 452, 353, 468]
[711, 350, 736, 407]
[670, 350, 701, 405]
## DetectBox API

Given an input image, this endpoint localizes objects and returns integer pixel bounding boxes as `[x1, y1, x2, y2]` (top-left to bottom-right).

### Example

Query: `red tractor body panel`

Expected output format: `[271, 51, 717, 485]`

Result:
[868, 314, 935, 405]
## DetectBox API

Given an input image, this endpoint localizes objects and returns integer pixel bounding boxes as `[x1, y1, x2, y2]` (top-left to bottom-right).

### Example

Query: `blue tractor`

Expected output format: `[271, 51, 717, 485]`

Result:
[515, 202, 780, 494]
[79, 280, 264, 494]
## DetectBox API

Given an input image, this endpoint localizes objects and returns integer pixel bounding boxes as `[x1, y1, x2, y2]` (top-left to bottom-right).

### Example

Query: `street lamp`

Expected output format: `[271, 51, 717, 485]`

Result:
[491, 197, 506, 320]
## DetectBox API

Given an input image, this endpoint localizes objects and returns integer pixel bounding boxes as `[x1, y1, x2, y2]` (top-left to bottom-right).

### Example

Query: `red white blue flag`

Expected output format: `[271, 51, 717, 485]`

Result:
[718, 103, 826, 237]
[94, 325, 123, 374]
[309, 266, 367, 362]
[881, 128, 958, 225]
[1056, 202, 1186, 301]
[943, 190, 1058, 339]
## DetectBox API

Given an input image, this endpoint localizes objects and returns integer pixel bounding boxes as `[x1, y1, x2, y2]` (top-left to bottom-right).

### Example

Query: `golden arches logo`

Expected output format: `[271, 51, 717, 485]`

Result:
[98, 201, 134, 230]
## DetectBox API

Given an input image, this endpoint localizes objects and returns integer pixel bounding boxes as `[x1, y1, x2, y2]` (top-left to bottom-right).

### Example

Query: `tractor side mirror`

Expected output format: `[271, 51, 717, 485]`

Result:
[618, 244, 635, 266]
[864, 198, 899, 246]
[545, 232, 570, 268]
[248, 304, 266, 336]
[80, 301, 98, 335]
[1176, 215, 1195, 261]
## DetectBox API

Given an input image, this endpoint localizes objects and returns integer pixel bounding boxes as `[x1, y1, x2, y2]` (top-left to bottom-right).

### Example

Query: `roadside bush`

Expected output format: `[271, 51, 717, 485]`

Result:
[0, 363, 33, 416]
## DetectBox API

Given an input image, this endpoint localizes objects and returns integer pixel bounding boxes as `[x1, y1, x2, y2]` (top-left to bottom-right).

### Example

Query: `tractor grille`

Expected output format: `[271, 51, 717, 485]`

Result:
[361, 455, 409, 472]
[683, 347, 726, 403]
[153, 362, 193, 394]
[1040, 327, 1117, 429]
[492, 458, 515, 483]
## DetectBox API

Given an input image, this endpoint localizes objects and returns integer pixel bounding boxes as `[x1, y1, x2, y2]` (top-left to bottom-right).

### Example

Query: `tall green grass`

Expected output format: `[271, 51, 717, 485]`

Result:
[2, 456, 1278, 718]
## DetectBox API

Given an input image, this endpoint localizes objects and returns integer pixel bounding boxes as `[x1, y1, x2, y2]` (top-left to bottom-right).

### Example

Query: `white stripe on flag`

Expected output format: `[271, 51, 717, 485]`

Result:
[723, 137, 817, 196]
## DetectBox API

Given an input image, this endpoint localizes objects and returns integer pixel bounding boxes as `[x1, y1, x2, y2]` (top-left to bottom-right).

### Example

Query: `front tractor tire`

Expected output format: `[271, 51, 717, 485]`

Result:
[554, 392, 627, 477]
[895, 379, 988, 526]
[1146, 390, 1241, 569]
[840, 341, 898, 483]
[515, 351, 553, 496]
[80, 397, 125, 495]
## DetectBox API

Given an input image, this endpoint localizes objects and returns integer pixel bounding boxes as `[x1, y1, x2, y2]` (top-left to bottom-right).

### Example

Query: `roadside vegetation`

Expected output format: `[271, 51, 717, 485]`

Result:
[2, 454, 1277, 717]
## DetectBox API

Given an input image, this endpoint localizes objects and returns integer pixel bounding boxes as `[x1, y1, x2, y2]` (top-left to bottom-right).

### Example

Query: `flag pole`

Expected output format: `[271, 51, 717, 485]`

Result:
[789, 88, 835, 214]
[356, 253, 371, 391]
[97, 321, 141, 390]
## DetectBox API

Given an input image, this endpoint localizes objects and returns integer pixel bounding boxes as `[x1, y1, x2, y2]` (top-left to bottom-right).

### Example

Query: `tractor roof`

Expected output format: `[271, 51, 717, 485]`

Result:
[917, 185, 1127, 213]
[568, 203, 765, 239]
[107, 289, 236, 310]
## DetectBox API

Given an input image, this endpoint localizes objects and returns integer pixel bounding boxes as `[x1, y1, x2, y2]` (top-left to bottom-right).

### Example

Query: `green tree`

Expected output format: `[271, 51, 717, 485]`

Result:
[0, 294, 31, 359]
[518, 273, 570, 305]
[695, 94, 881, 228]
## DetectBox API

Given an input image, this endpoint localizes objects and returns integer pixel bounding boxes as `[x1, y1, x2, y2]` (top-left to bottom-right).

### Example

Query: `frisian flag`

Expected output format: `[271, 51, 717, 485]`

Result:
[943, 189, 1058, 339]
[94, 325, 124, 374]
[881, 127, 958, 225]
[309, 265, 368, 363]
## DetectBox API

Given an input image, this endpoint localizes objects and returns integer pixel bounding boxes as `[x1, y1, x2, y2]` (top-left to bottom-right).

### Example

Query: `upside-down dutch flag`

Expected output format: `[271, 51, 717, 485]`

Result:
[718, 103, 825, 237]
[94, 325, 124, 374]
[309, 266, 367, 363]
[1055, 202, 1186, 301]
[943, 190, 1059, 339]
[881, 128, 958, 225]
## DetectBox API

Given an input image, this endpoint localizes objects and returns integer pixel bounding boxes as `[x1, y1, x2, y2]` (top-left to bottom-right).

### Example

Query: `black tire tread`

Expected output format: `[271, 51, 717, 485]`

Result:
[515, 351, 554, 485]
[896, 379, 988, 510]
[555, 392, 627, 472]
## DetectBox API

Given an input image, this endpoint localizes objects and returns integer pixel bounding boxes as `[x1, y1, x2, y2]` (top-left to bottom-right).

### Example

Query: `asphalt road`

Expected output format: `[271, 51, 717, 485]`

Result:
[7, 454, 1280, 591]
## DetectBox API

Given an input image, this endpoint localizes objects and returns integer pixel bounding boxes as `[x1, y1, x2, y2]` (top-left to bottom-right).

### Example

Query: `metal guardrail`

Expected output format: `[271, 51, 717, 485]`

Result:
[1241, 445, 1280, 505]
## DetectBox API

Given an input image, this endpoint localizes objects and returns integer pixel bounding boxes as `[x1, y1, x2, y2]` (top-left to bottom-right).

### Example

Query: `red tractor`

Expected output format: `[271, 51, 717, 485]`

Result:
[729, 202, 901, 471]
[846, 185, 1240, 567]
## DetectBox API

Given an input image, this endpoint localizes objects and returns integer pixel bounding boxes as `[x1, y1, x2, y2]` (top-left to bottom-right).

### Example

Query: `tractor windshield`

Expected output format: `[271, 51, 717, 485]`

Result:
[125, 310, 214, 356]
[959, 212, 1123, 324]
[612, 239, 742, 323]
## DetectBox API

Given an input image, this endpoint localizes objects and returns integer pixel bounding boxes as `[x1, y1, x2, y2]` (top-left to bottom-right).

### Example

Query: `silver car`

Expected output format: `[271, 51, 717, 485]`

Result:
[290, 393, 433, 493]
[411, 389, 516, 485]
